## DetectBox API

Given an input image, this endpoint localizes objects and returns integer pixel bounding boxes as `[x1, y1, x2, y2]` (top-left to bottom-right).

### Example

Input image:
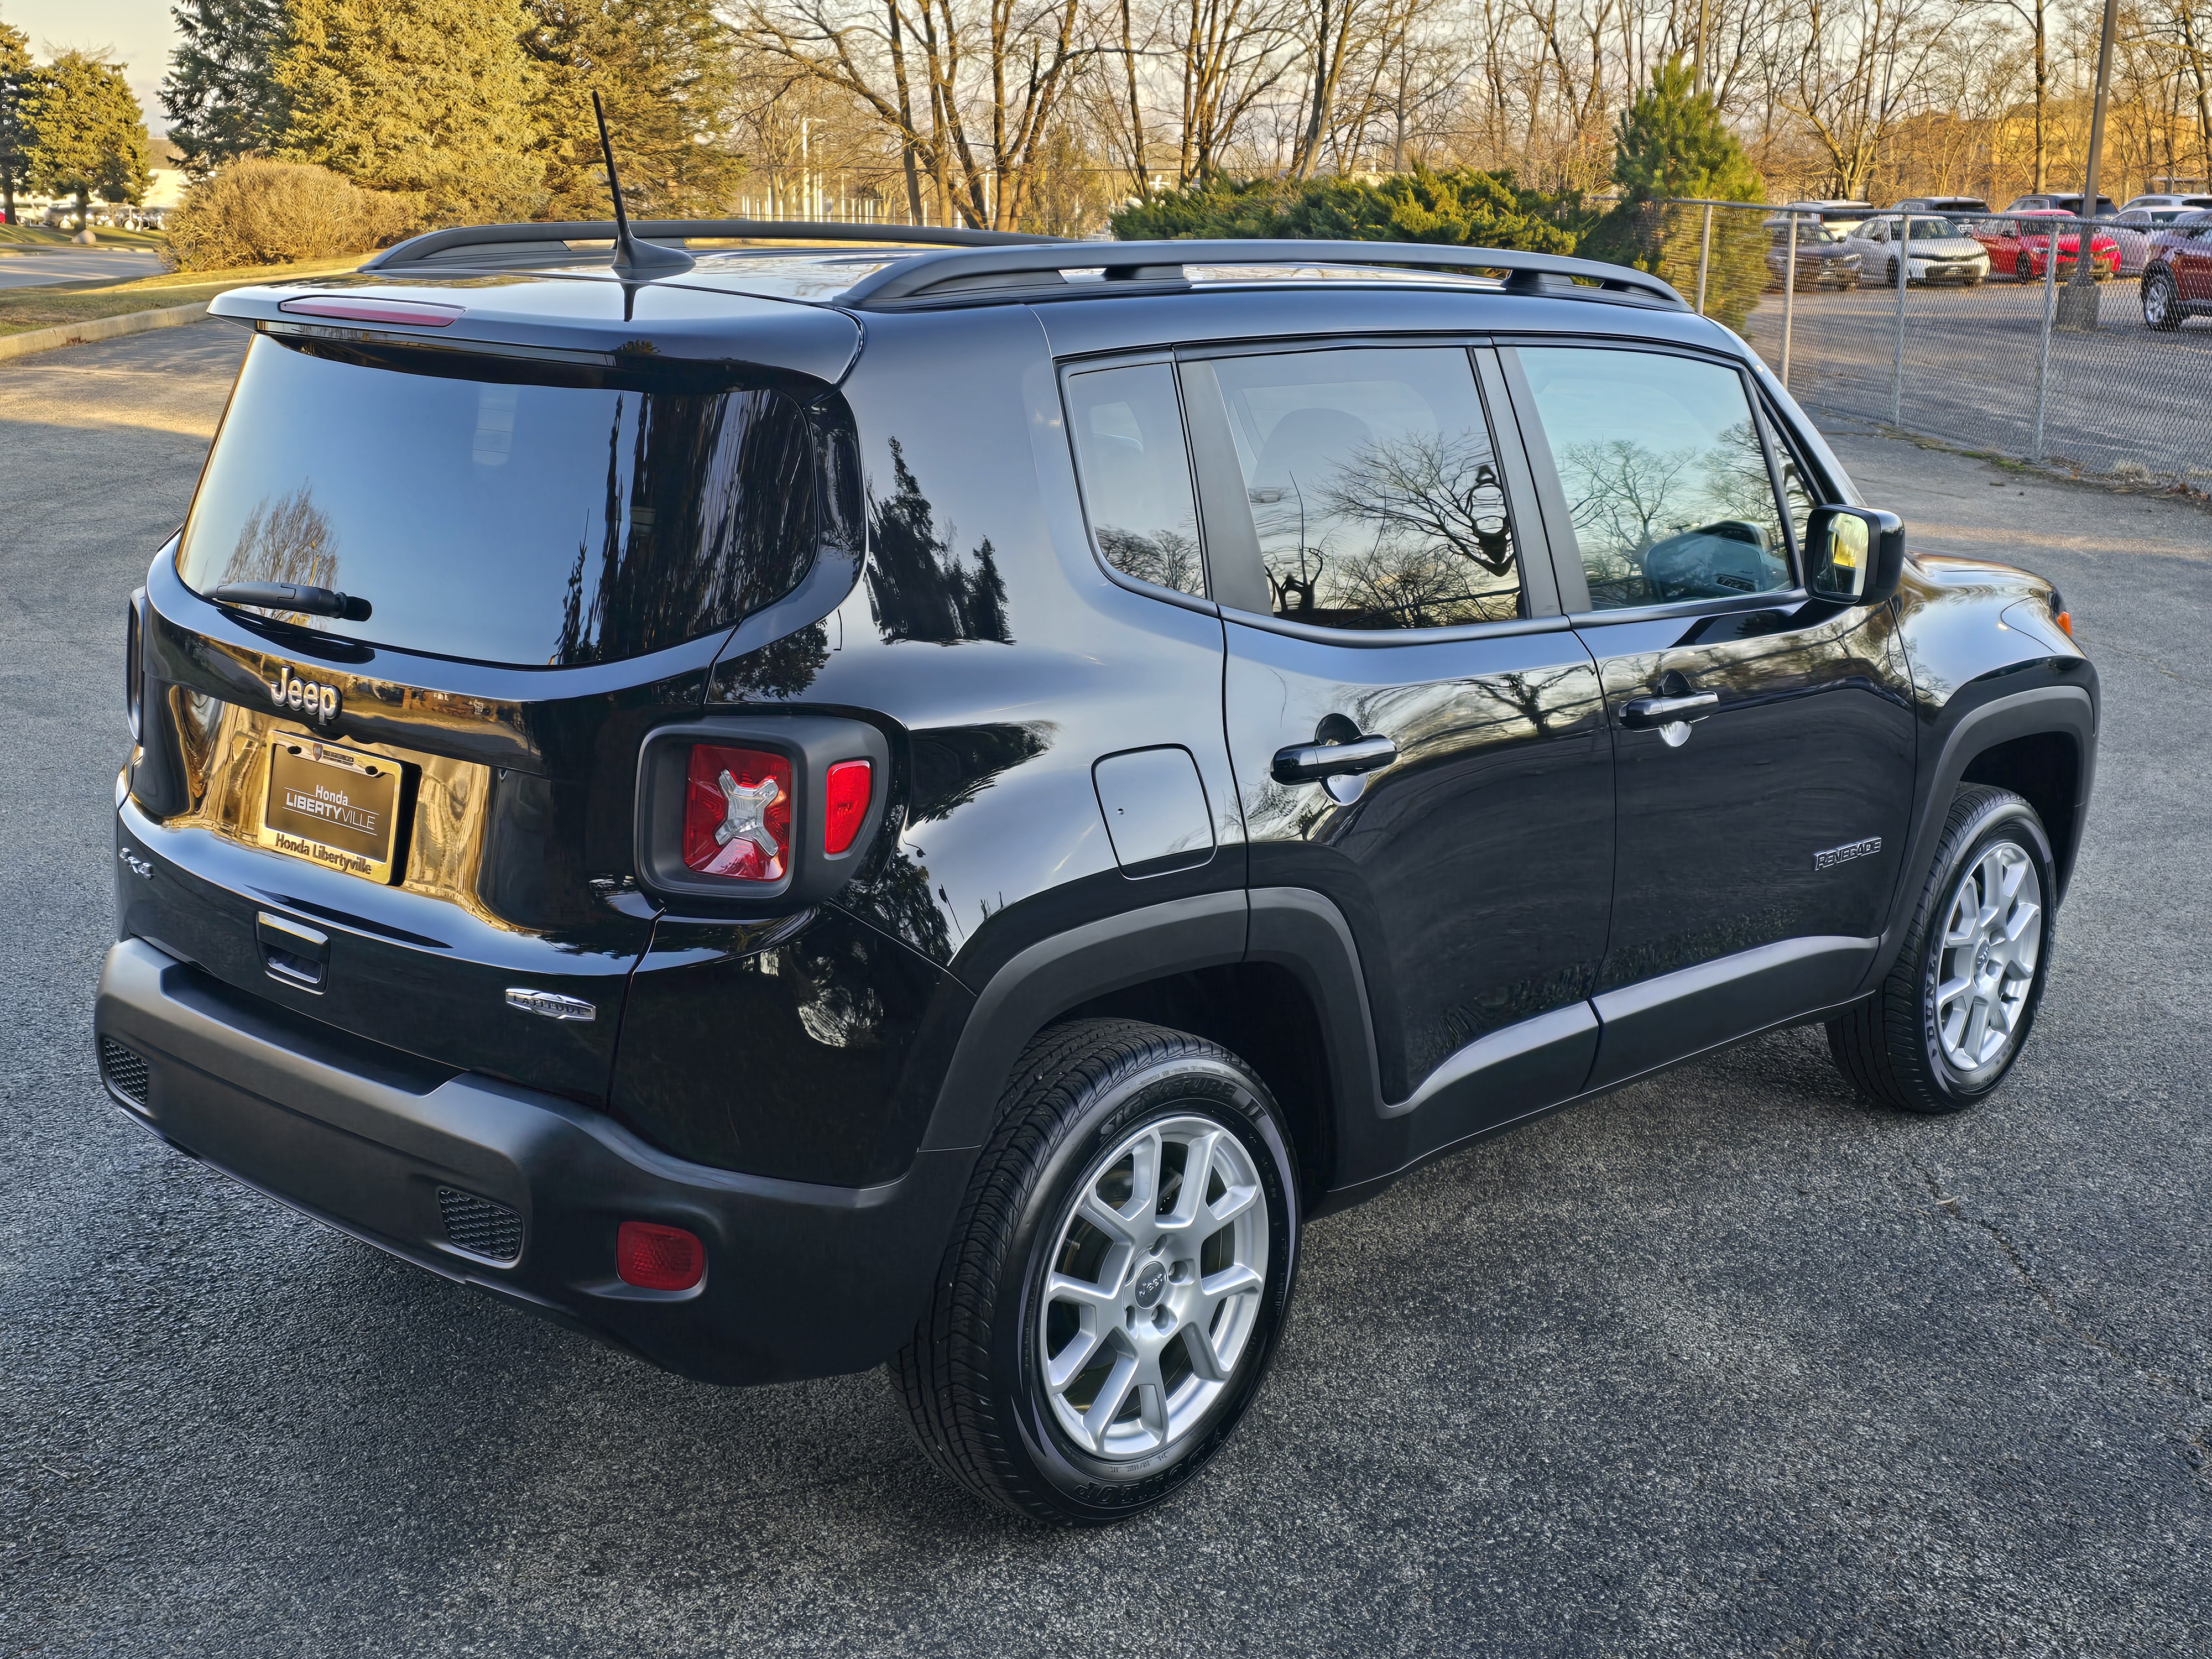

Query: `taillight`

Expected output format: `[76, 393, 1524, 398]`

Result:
[681, 744, 790, 881]
[823, 759, 872, 854]
[617, 1220, 705, 1291]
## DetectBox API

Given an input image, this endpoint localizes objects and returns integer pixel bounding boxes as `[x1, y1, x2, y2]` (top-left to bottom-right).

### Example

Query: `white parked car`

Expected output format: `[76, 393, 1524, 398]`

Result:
[1843, 214, 1991, 286]
[2107, 204, 2212, 273]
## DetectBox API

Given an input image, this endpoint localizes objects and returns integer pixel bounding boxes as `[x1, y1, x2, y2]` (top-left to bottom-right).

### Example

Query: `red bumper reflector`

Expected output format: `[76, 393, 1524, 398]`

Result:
[276, 295, 464, 328]
[682, 744, 791, 881]
[823, 759, 872, 854]
[617, 1220, 705, 1291]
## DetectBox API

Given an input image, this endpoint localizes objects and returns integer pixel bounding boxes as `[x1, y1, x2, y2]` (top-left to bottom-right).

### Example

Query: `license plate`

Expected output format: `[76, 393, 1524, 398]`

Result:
[258, 738, 403, 884]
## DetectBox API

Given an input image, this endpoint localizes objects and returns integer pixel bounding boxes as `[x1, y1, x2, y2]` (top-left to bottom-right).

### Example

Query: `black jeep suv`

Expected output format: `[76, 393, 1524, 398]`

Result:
[98, 223, 2097, 1524]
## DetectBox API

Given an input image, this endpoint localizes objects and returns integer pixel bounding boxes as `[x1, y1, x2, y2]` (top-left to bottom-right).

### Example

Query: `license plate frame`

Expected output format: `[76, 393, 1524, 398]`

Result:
[257, 736, 404, 884]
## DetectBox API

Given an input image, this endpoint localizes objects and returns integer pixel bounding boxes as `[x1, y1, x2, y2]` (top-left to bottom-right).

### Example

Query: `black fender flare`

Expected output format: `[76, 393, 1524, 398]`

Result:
[1863, 680, 2096, 992]
[916, 887, 1385, 1178]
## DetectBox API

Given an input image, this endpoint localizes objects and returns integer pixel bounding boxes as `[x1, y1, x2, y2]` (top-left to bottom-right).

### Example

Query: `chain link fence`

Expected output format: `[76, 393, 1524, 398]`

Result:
[1625, 198, 2212, 486]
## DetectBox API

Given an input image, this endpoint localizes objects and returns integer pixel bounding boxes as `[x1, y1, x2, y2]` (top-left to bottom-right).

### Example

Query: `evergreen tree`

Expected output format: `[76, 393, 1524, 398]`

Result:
[522, 0, 742, 220]
[0, 19, 30, 225]
[273, 0, 546, 224]
[161, 0, 289, 178]
[1610, 56, 1761, 205]
[1112, 166, 1578, 253]
[25, 52, 153, 230]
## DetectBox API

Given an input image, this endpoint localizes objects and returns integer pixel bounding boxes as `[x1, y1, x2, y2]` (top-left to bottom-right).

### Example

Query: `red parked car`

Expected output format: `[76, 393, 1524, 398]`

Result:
[2141, 210, 2212, 328]
[1971, 211, 2121, 281]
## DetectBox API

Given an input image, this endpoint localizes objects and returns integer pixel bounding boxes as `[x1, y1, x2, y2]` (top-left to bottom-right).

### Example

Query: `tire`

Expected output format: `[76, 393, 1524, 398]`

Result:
[2016, 253, 2036, 281]
[2144, 268, 2182, 331]
[1827, 786, 2056, 1114]
[1886, 256, 1902, 288]
[895, 1019, 1301, 1524]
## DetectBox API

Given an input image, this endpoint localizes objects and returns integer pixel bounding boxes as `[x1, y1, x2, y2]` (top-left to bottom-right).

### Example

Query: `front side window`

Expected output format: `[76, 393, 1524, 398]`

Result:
[1207, 347, 1522, 630]
[1519, 346, 1793, 611]
[1064, 363, 1204, 598]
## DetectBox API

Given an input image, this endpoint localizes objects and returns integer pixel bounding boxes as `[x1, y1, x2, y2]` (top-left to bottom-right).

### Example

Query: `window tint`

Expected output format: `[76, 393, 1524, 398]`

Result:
[1065, 363, 1204, 597]
[1209, 347, 1521, 630]
[1519, 347, 1792, 611]
[178, 336, 817, 667]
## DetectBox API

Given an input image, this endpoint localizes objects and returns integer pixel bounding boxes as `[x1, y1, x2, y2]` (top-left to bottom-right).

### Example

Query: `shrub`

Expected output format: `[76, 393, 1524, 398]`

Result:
[161, 159, 420, 272]
[1111, 166, 1580, 254]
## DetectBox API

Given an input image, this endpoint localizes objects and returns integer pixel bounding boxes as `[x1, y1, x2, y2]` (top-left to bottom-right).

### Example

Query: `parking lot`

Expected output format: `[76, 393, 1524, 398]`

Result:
[2, 323, 2208, 1656]
[1739, 275, 2212, 477]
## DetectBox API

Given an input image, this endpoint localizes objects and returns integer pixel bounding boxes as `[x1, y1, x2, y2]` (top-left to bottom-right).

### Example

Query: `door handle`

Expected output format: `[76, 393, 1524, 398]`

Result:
[1271, 733, 1398, 784]
[1620, 691, 1719, 730]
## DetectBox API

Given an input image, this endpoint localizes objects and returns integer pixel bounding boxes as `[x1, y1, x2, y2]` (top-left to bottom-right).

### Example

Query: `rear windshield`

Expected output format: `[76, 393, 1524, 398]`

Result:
[178, 335, 817, 667]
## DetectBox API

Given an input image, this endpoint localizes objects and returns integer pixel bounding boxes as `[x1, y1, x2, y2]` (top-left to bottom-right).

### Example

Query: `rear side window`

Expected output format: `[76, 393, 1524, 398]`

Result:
[1518, 346, 1792, 611]
[1205, 346, 1523, 630]
[1064, 363, 1204, 598]
[178, 336, 817, 667]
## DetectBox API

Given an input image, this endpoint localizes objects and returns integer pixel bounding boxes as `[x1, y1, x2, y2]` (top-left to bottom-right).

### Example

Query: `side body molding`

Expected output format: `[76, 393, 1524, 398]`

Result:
[1587, 935, 1876, 1090]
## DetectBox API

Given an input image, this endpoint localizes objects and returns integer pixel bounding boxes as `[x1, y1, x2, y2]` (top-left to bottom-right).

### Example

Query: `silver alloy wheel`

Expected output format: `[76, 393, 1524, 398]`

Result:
[1933, 841, 2043, 1073]
[1036, 1114, 1269, 1461]
[2145, 273, 2172, 326]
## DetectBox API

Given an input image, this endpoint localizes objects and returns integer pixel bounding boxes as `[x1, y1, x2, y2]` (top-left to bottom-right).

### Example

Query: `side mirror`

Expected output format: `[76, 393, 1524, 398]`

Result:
[1805, 505, 1906, 606]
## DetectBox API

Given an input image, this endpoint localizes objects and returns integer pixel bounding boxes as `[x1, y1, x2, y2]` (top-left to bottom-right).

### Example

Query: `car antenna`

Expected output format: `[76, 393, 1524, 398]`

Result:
[592, 89, 693, 279]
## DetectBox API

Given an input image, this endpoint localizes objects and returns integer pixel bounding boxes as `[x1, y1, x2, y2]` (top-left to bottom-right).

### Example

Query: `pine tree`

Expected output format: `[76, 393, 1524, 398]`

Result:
[521, 0, 742, 221]
[160, 0, 289, 178]
[25, 52, 153, 230]
[0, 20, 30, 225]
[1610, 56, 1762, 205]
[273, 0, 546, 224]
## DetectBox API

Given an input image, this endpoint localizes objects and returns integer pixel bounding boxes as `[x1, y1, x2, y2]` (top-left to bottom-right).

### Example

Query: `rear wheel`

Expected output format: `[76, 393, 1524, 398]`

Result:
[1827, 787, 2055, 1114]
[2144, 268, 2182, 330]
[896, 1019, 1301, 1524]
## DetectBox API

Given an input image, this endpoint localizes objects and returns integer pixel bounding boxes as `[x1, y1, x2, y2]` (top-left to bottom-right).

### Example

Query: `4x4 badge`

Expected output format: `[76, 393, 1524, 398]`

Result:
[267, 662, 340, 724]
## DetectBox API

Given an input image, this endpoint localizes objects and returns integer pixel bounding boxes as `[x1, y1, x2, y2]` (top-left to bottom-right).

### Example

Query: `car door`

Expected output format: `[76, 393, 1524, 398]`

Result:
[2174, 218, 2212, 300]
[1178, 341, 1614, 1155]
[1500, 341, 1918, 1091]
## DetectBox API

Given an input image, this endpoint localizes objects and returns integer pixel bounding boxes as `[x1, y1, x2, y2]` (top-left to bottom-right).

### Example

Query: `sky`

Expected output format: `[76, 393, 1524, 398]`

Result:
[4, 1, 181, 133]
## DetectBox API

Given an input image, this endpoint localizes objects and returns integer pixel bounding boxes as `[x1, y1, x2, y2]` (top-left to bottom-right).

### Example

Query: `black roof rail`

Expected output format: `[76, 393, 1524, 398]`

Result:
[362, 218, 1066, 272]
[833, 238, 1688, 310]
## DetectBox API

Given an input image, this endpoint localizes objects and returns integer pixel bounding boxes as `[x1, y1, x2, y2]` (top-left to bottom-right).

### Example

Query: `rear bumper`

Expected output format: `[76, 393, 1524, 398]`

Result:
[93, 938, 971, 1385]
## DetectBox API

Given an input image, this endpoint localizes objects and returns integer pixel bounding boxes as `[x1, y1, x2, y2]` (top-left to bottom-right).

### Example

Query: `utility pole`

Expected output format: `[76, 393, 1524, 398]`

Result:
[2056, 0, 2120, 328]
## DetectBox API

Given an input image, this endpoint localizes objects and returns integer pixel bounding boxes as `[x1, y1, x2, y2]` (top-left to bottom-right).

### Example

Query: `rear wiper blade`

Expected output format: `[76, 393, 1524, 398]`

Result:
[208, 582, 372, 622]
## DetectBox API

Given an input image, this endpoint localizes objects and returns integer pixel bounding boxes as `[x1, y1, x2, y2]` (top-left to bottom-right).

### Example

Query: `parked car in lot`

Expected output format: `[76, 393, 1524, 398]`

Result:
[1765, 218, 1861, 288]
[1971, 211, 2120, 281]
[1782, 199, 1877, 236]
[2119, 194, 2212, 212]
[1891, 196, 1991, 217]
[2005, 193, 2119, 218]
[97, 220, 2099, 1524]
[2141, 209, 2212, 328]
[1840, 214, 1990, 285]
[2106, 205, 2209, 274]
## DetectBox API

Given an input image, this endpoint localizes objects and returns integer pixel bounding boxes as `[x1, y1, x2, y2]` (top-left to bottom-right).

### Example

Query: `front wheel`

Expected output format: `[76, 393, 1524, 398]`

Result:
[2016, 253, 2036, 281]
[1827, 786, 2056, 1114]
[896, 1020, 1301, 1523]
[2144, 268, 2182, 330]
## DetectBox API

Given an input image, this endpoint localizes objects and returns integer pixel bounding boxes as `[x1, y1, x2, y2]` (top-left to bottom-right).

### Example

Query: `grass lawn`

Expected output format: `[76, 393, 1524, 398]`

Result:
[0, 223, 166, 248]
[0, 253, 373, 338]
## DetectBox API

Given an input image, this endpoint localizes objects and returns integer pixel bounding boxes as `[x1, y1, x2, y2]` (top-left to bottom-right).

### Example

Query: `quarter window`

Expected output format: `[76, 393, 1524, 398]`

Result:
[1207, 347, 1522, 630]
[1518, 347, 1793, 611]
[1065, 363, 1205, 598]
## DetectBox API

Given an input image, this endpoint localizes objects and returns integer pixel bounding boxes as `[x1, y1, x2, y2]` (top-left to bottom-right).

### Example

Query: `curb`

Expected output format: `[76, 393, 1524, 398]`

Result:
[0, 302, 212, 362]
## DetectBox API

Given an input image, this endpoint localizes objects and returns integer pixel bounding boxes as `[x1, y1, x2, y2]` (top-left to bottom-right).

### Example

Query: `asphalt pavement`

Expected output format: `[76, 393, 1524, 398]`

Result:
[0, 248, 164, 290]
[2, 322, 2208, 1657]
